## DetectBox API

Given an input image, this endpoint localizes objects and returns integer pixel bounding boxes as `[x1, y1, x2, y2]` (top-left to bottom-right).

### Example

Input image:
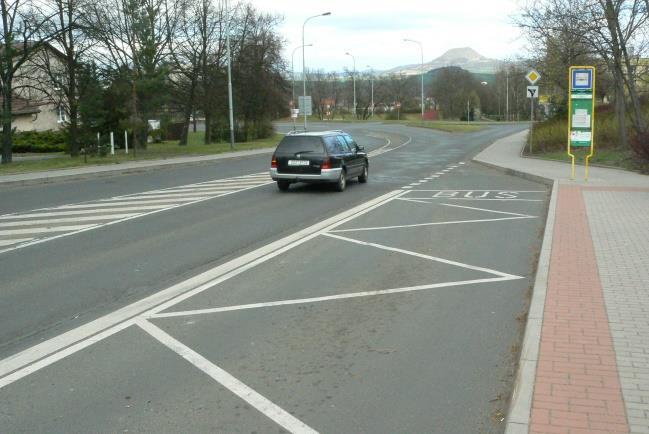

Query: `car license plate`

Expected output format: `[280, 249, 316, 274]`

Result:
[288, 160, 310, 166]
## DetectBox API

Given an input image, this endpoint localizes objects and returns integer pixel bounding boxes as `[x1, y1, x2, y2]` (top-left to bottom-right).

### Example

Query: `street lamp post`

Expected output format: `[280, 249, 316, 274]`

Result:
[302, 12, 331, 130]
[367, 65, 374, 119]
[404, 38, 424, 121]
[345, 52, 356, 118]
[292, 44, 312, 108]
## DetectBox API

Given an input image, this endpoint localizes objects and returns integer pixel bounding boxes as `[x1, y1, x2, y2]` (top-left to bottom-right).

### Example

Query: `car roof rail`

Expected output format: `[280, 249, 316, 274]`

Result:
[286, 129, 307, 135]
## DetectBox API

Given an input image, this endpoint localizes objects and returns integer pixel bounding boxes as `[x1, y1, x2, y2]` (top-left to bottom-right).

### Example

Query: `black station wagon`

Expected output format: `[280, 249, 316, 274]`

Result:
[269, 130, 368, 192]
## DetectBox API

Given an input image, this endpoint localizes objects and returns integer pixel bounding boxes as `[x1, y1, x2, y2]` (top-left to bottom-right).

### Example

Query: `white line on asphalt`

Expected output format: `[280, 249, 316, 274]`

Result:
[0, 320, 135, 389]
[323, 233, 522, 279]
[396, 198, 431, 204]
[0, 206, 169, 220]
[402, 190, 546, 192]
[0, 224, 97, 237]
[108, 192, 226, 201]
[59, 198, 206, 208]
[151, 276, 521, 320]
[408, 198, 544, 202]
[0, 190, 404, 387]
[137, 319, 318, 434]
[0, 214, 139, 227]
[329, 216, 534, 233]
[439, 203, 534, 217]
[0, 238, 33, 247]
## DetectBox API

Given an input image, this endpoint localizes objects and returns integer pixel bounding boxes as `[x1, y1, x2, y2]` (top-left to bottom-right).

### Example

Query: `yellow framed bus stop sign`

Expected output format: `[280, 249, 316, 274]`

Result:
[567, 66, 596, 180]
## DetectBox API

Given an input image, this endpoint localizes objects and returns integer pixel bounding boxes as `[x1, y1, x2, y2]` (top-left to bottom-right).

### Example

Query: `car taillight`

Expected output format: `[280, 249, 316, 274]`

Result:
[271, 155, 277, 168]
[321, 157, 331, 170]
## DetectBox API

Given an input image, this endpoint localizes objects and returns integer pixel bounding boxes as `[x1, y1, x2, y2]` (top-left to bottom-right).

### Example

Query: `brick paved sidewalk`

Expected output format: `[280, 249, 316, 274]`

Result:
[474, 132, 649, 434]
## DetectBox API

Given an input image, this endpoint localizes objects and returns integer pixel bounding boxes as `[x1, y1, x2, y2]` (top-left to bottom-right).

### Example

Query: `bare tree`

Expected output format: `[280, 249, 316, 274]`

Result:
[84, 0, 176, 148]
[0, 0, 57, 164]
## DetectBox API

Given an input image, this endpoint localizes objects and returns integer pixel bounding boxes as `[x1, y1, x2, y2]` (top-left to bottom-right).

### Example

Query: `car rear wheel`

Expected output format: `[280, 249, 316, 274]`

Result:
[277, 180, 290, 191]
[358, 163, 368, 183]
[335, 170, 347, 192]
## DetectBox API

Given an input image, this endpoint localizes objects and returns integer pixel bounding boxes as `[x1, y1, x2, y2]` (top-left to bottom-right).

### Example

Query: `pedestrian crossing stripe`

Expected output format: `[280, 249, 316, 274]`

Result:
[0, 172, 273, 254]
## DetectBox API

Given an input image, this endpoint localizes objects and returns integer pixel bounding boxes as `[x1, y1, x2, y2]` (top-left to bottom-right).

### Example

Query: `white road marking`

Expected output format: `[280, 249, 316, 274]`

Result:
[0, 206, 169, 219]
[439, 203, 534, 217]
[459, 162, 465, 165]
[403, 190, 546, 192]
[0, 214, 139, 227]
[0, 225, 97, 237]
[395, 198, 431, 204]
[409, 183, 421, 186]
[0, 320, 135, 389]
[323, 232, 522, 279]
[409, 198, 544, 202]
[0, 174, 274, 255]
[0, 190, 404, 388]
[61, 198, 206, 208]
[137, 319, 318, 434]
[0, 238, 33, 247]
[329, 216, 533, 233]
[150, 276, 521, 319]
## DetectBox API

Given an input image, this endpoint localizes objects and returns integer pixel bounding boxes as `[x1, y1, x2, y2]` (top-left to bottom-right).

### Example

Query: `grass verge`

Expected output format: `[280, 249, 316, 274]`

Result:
[0, 133, 281, 175]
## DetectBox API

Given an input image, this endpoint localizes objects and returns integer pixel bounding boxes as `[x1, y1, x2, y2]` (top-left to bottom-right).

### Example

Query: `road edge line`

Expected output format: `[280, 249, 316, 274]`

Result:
[0, 189, 403, 385]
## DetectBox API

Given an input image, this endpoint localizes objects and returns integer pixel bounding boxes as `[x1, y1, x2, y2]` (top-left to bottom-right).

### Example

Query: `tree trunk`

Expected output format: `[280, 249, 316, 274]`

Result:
[1, 85, 12, 164]
[204, 111, 212, 144]
[130, 79, 141, 149]
[614, 76, 628, 148]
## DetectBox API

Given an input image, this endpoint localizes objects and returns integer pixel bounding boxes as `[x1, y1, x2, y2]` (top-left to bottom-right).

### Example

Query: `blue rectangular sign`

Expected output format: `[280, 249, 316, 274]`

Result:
[571, 69, 593, 91]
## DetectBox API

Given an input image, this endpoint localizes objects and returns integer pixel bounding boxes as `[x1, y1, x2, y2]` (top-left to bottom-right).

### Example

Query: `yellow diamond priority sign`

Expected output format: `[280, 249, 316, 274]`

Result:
[526, 69, 541, 85]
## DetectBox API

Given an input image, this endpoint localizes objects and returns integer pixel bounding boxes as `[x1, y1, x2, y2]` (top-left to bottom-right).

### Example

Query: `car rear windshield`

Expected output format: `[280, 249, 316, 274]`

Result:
[275, 136, 324, 155]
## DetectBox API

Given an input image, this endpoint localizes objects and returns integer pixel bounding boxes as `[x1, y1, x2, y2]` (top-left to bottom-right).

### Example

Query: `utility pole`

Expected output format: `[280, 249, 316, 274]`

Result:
[367, 65, 374, 119]
[302, 12, 331, 130]
[345, 52, 356, 118]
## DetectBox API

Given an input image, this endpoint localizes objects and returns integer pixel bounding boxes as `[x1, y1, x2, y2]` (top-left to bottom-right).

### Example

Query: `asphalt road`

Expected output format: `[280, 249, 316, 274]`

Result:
[0, 122, 547, 433]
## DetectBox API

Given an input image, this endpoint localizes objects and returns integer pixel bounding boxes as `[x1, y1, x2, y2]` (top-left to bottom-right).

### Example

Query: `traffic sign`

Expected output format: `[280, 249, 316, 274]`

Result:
[298, 96, 312, 116]
[526, 69, 541, 85]
[567, 66, 596, 180]
[526, 86, 539, 98]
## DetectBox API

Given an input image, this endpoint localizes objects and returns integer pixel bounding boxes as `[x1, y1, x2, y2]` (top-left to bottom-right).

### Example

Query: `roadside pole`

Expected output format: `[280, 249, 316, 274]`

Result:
[530, 98, 534, 153]
[525, 69, 541, 154]
[124, 130, 129, 154]
[110, 132, 115, 155]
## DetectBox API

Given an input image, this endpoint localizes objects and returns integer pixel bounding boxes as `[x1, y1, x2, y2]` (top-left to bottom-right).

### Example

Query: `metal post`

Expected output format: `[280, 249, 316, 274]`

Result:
[345, 52, 356, 118]
[467, 100, 470, 124]
[110, 131, 114, 155]
[530, 96, 534, 153]
[506, 71, 509, 122]
[226, 0, 235, 149]
[302, 12, 331, 131]
[124, 130, 129, 154]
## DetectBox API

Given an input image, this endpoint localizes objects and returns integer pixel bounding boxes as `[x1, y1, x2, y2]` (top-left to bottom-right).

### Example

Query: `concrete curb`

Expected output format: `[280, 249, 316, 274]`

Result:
[471, 132, 557, 434]
[503, 180, 557, 434]
[0, 148, 275, 187]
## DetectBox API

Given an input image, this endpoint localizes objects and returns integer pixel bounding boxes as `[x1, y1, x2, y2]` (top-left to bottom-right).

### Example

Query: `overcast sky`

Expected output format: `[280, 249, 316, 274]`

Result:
[247, 0, 526, 72]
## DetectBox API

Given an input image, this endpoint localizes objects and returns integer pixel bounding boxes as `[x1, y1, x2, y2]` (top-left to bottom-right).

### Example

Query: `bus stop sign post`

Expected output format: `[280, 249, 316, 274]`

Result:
[568, 66, 596, 180]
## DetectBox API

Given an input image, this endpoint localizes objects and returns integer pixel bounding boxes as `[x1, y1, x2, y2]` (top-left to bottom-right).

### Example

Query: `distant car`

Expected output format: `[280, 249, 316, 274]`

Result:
[269, 130, 368, 192]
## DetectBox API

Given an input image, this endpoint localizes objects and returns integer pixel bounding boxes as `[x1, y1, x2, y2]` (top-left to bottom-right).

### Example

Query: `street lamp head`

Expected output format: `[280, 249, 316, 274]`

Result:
[322, 12, 331, 16]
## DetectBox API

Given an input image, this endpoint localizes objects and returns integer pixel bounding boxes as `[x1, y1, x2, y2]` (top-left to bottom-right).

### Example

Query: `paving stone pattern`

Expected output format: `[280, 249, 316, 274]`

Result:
[530, 185, 629, 434]
[585, 190, 649, 434]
